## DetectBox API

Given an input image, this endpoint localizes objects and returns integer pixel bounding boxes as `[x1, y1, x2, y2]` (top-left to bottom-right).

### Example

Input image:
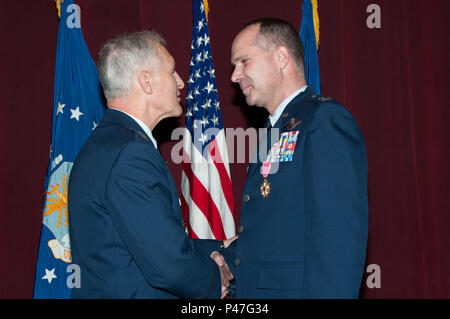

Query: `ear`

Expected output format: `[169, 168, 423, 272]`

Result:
[138, 70, 153, 95]
[275, 46, 290, 70]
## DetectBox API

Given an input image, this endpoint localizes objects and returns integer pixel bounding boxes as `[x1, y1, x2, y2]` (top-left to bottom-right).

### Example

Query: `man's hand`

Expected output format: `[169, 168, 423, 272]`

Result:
[210, 251, 234, 299]
[223, 235, 238, 248]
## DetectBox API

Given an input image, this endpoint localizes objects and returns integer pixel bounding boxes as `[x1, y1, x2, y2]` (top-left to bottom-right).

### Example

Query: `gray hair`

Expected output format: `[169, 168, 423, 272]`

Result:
[97, 31, 166, 100]
[243, 17, 305, 75]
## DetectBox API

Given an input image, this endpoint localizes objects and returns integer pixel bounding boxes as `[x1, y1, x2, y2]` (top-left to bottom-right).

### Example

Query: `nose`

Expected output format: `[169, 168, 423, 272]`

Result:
[231, 65, 242, 83]
[174, 71, 184, 89]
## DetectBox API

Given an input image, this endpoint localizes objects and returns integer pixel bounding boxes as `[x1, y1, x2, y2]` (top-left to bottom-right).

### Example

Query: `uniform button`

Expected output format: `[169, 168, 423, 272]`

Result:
[238, 225, 244, 233]
[243, 194, 250, 202]
[234, 258, 240, 267]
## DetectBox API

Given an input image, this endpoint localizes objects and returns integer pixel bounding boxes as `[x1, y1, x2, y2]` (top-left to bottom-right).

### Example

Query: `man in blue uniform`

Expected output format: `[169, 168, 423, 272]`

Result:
[229, 18, 369, 298]
[68, 31, 232, 298]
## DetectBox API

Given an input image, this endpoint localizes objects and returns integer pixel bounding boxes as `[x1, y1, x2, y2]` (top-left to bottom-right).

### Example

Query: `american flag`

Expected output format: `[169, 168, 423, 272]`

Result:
[181, 0, 236, 240]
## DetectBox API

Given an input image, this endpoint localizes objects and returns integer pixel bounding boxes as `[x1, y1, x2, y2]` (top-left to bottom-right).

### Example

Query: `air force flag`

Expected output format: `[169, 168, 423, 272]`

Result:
[33, 0, 105, 298]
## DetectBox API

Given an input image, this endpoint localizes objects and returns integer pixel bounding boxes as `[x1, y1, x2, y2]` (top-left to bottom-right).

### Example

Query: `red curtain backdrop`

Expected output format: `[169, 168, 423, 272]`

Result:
[1, 0, 449, 298]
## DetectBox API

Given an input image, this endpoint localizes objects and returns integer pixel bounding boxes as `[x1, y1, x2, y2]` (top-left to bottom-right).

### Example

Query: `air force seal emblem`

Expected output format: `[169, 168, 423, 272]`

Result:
[43, 161, 73, 263]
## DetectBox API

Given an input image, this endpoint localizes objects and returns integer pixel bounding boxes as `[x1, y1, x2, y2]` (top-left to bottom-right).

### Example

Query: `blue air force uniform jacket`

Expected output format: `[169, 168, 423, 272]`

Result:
[231, 87, 369, 298]
[68, 109, 221, 298]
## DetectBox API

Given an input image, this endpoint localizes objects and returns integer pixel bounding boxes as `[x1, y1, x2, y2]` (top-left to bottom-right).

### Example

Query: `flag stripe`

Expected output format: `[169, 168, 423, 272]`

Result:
[183, 130, 235, 238]
[208, 137, 235, 219]
[210, 129, 232, 178]
[181, 171, 216, 239]
[182, 157, 226, 239]
[179, 187, 200, 239]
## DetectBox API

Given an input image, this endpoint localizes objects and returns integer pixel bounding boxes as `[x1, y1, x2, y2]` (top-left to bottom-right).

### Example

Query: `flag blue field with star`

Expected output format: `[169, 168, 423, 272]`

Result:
[33, 0, 105, 298]
[300, 0, 321, 95]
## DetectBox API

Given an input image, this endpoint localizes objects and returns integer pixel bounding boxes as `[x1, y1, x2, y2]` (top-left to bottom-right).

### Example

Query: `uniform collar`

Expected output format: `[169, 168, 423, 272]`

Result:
[275, 86, 316, 129]
[268, 85, 308, 127]
[105, 108, 158, 149]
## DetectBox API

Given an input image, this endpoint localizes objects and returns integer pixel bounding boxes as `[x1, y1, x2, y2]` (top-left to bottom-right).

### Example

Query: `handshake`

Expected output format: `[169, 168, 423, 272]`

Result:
[210, 236, 238, 299]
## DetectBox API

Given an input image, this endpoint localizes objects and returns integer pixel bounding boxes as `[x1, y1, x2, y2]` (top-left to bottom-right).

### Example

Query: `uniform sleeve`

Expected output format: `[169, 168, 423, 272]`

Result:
[303, 103, 369, 298]
[191, 239, 221, 255]
[105, 142, 221, 298]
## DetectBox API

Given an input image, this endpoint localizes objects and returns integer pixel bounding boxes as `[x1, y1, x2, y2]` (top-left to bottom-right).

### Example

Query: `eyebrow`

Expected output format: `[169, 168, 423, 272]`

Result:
[231, 55, 244, 66]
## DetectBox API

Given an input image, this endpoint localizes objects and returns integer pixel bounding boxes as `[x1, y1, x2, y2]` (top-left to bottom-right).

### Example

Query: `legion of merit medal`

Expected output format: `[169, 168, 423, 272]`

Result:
[260, 178, 271, 198]
[260, 161, 271, 198]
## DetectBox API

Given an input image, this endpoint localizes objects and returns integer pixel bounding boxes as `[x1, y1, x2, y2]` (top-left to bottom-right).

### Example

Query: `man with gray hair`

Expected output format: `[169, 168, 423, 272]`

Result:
[68, 31, 233, 298]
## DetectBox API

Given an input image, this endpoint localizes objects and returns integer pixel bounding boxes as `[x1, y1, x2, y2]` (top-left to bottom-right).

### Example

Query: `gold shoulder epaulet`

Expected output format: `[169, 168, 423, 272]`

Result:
[310, 94, 335, 103]
[318, 96, 334, 102]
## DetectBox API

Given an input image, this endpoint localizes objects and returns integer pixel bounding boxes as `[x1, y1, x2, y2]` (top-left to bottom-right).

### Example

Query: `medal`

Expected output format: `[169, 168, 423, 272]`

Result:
[260, 132, 277, 198]
[260, 178, 271, 198]
[260, 161, 271, 198]
[259, 130, 300, 198]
